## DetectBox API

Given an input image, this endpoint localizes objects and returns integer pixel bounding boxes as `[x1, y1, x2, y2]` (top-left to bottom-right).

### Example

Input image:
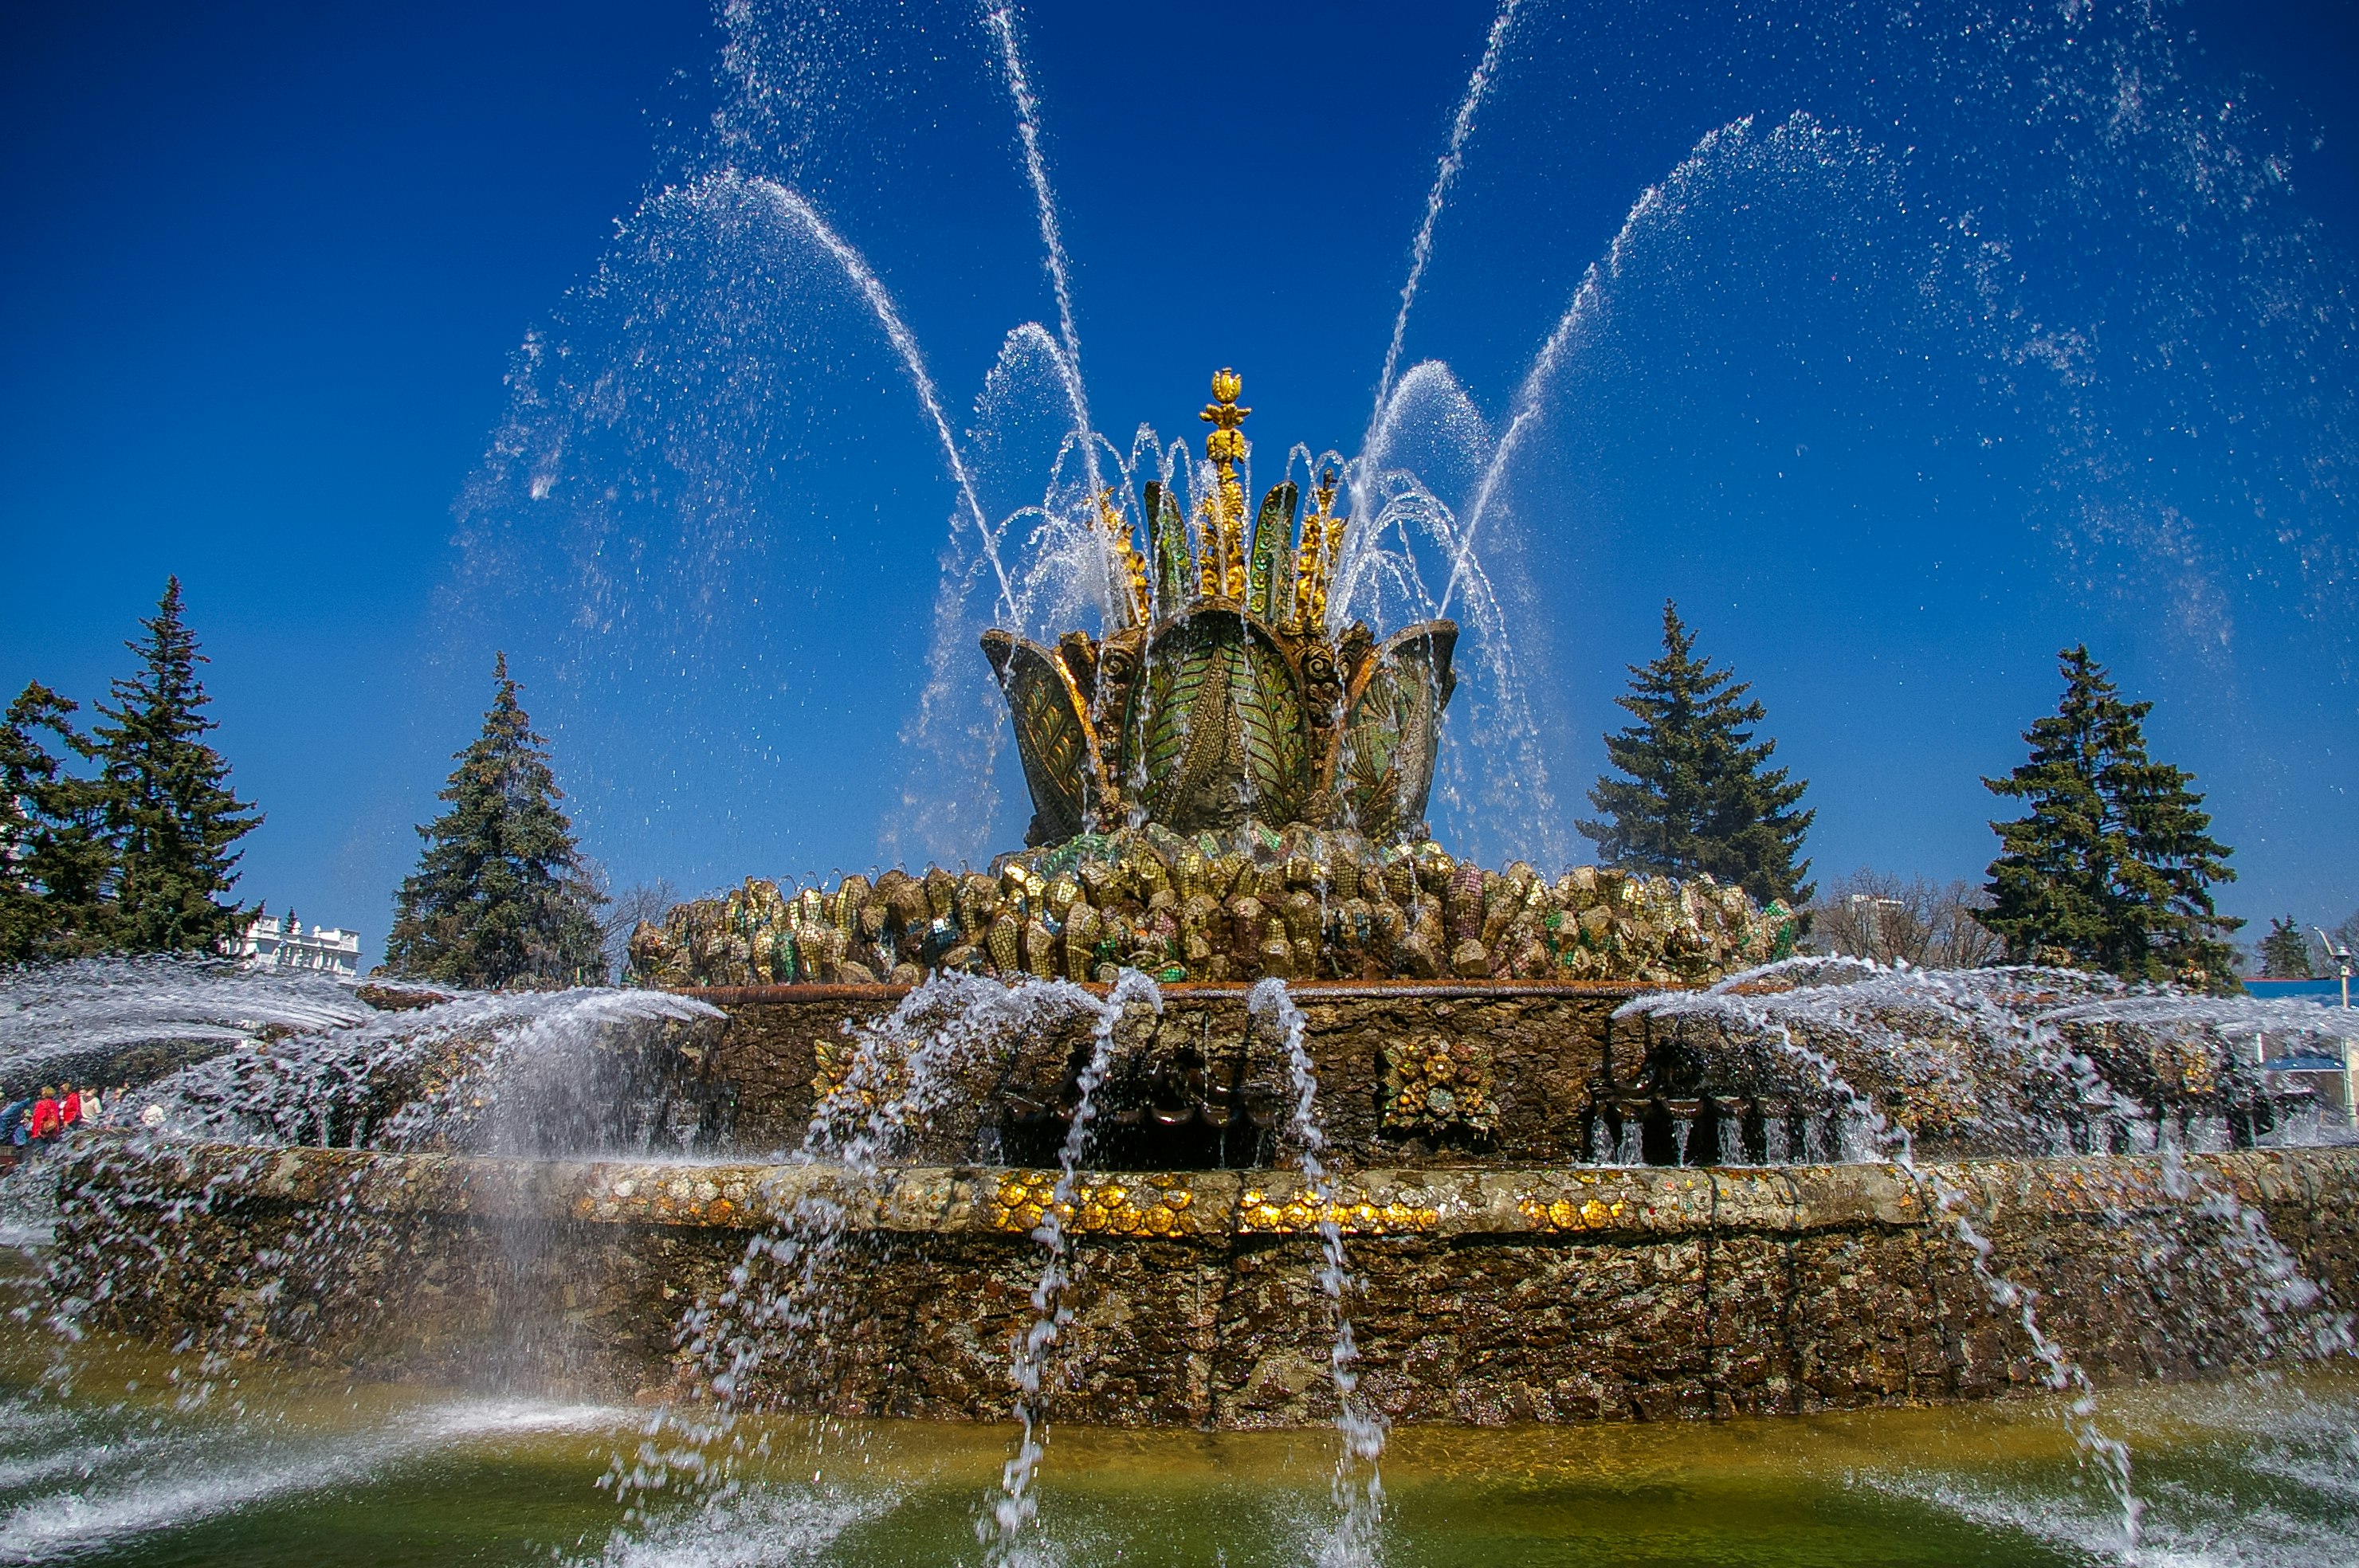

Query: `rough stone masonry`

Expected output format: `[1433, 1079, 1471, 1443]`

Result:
[53, 1140, 2359, 1427]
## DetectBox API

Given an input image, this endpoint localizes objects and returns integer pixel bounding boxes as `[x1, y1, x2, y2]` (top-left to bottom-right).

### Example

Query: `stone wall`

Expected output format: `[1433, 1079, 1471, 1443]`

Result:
[630, 845, 1794, 990]
[693, 978, 2310, 1169]
[53, 1139, 2359, 1427]
[698, 981, 1645, 1163]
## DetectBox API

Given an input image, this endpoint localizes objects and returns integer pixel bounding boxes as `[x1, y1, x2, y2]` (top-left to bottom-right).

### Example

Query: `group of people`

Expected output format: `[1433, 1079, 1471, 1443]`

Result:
[0, 1083, 111, 1160]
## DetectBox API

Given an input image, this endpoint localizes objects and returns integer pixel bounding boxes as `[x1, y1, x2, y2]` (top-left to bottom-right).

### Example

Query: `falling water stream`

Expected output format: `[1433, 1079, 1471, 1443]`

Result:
[1250, 978, 1388, 1568]
[979, 2, 1099, 508]
[1368, 0, 1524, 433]
[986, 968, 1161, 1559]
[1619, 958, 2359, 1557]
[614, 973, 1123, 1523]
[721, 174, 1010, 620]
[14, 0, 2359, 1558]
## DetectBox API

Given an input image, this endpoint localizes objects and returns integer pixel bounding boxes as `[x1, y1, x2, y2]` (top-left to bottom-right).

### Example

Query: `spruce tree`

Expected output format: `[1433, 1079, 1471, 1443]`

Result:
[1980, 645, 2239, 986]
[2259, 916, 2313, 979]
[384, 654, 605, 988]
[1, 684, 116, 960]
[1576, 601, 1815, 907]
[92, 578, 261, 953]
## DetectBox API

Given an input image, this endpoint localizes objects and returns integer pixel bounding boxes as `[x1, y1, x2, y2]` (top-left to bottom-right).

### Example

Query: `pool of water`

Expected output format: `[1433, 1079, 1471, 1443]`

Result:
[1, 1236, 2352, 1566]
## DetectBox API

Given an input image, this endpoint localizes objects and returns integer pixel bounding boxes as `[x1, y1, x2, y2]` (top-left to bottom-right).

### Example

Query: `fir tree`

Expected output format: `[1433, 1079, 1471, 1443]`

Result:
[1576, 601, 1815, 907]
[1980, 645, 2239, 986]
[2259, 916, 2313, 979]
[92, 578, 261, 953]
[384, 654, 605, 988]
[1, 684, 116, 960]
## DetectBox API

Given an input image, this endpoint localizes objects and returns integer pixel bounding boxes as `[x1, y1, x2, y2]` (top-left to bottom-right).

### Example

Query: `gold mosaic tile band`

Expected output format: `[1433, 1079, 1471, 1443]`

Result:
[1517, 1194, 1628, 1231]
[989, 1172, 1199, 1237]
[1236, 1186, 1442, 1235]
[84, 1140, 2357, 1248]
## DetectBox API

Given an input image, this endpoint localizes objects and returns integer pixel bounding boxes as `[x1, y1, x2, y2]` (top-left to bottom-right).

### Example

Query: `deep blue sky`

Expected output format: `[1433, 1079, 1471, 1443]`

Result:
[6, 1, 2358, 966]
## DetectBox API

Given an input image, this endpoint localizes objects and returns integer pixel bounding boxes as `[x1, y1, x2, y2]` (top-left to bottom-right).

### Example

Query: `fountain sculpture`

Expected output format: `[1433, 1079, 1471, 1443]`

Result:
[18, 375, 2359, 1567]
[37, 338, 2358, 1448]
[984, 368, 1451, 847]
[627, 372, 1794, 994]
[10, 0, 2359, 1552]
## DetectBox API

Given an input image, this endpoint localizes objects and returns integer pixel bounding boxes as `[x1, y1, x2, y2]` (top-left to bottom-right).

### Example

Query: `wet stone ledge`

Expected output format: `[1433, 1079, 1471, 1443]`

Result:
[60, 1139, 2358, 1238]
[696, 981, 1662, 1162]
[53, 1141, 2359, 1428]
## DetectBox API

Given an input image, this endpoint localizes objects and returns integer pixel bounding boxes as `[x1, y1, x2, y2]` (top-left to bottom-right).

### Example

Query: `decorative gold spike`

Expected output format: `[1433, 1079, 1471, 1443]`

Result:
[1097, 487, 1152, 625]
[1198, 368, 1250, 601]
[1295, 468, 1348, 632]
[1294, 470, 1329, 626]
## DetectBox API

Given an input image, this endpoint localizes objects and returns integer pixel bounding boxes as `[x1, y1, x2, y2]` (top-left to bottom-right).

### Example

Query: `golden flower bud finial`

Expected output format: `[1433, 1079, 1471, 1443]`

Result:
[1198, 368, 1251, 598]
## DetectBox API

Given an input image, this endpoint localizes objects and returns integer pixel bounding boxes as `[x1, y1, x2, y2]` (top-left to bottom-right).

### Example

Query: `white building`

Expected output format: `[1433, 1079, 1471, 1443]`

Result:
[235, 914, 361, 981]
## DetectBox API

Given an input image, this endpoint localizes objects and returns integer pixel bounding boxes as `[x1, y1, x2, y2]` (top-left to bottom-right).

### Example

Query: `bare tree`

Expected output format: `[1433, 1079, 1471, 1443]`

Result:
[599, 876, 678, 985]
[1927, 880, 2005, 968]
[1806, 868, 2000, 969]
[2306, 911, 2359, 978]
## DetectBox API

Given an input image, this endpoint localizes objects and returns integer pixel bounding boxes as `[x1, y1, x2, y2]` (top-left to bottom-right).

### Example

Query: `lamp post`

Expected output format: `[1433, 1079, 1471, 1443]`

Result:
[2317, 927, 2356, 1128]
[2313, 927, 2352, 1009]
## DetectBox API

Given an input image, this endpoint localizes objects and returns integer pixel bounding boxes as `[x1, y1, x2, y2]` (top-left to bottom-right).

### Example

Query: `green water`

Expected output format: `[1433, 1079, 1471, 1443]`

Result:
[2, 1323, 2351, 1568]
[2, 1213, 2350, 1568]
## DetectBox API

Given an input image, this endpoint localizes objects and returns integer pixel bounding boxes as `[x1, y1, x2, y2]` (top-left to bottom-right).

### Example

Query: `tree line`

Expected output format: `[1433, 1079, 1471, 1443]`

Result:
[1, 581, 609, 986]
[4, 583, 2264, 992]
[2255, 912, 2359, 982]
[1579, 602, 2243, 988]
[2, 579, 261, 962]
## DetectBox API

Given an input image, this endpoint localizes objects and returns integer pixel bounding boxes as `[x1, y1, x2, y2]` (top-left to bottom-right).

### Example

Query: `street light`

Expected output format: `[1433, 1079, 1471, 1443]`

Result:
[2314, 927, 2353, 1010]
[2317, 928, 2359, 1128]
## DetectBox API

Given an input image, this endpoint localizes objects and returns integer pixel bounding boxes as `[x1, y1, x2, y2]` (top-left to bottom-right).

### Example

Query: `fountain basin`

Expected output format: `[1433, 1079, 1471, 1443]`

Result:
[697, 979, 1651, 1162]
[55, 1139, 2359, 1427]
[689, 979, 2306, 1166]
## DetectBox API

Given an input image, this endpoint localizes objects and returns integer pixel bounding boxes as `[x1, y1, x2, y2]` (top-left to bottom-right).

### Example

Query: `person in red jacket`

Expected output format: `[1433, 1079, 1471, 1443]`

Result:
[27, 1090, 61, 1142]
[57, 1084, 80, 1130]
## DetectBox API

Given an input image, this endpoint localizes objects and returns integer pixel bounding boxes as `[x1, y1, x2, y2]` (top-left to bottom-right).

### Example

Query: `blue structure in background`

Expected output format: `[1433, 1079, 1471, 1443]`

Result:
[2241, 980, 2355, 1124]
[2246, 978, 2353, 1005]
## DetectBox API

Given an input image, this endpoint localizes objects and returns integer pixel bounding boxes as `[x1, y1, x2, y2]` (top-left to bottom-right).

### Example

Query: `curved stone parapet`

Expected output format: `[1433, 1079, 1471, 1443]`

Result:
[642, 980, 2306, 1170]
[628, 841, 1797, 990]
[69, 1139, 2348, 1240]
[53, 1139, 2359, 1426]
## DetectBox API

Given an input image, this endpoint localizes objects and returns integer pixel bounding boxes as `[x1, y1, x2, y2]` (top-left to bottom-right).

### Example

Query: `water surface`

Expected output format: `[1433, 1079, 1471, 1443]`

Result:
[1, 1258, 2348, 1568]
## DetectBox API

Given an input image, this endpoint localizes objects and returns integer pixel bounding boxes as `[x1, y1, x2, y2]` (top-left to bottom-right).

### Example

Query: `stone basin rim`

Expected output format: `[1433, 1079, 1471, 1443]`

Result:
[673, 978, 1769, 1003]
[71, 1137, 2359, 1241]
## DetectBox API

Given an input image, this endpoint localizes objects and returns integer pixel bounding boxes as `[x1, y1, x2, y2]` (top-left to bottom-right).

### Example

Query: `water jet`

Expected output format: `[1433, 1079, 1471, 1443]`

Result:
[13, 1, 2359, 1553]
[41, 383, 2359, 1490]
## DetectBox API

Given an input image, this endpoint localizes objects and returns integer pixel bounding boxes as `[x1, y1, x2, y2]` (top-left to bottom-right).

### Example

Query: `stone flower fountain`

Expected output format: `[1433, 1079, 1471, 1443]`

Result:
[630, 371, 1796, 993]
[37, 374, 2359, 1485]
